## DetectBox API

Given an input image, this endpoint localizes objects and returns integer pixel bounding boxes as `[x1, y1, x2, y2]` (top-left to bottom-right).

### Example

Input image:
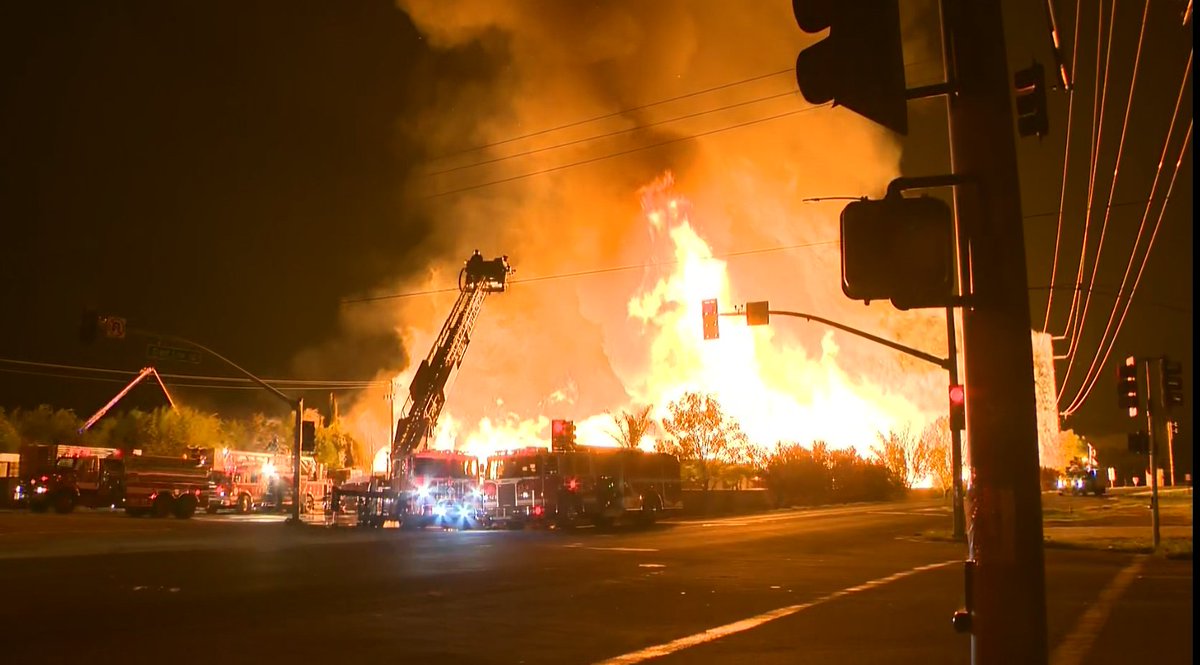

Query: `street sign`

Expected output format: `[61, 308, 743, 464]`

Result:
[146, 343, 202, 364]
[103, 316, 126, 340]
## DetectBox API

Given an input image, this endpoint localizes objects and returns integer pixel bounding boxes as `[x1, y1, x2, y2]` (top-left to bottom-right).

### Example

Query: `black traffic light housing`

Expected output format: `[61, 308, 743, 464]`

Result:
[793, 0, 908, 135]
[301, 421, 316, 453]
[948, 384, 966, 431]
[1014, 61, 1050, 138]
[551, 419, 577, 452]
[1162, 359, 1184, 409]
[1117, 358, 1139, 416]
[1127, 430, 1149, 455]
[840, 195, 955, 309]
[701, 299, 719, 340]
[80, 309, 100, 345]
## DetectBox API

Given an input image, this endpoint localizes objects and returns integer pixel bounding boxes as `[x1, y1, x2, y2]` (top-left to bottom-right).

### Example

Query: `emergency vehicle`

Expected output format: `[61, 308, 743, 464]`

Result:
[194, 447, 331, 514]
[20, 444, 209, 518]
[333, 251, 512, 528]
[482, 446, 682, 528]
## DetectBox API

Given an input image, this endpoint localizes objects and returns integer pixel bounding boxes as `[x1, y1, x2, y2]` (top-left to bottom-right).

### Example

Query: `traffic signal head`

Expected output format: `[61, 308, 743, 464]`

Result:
[80, 309, 100, 345]
[840, 195, 954, 308]
[793, 0, 908, 135]
[1014, 61, 1049, 138]
[1163, 360, 1184, 409]
[1117, 357, 1139, 417]
[948, 384, 966, 431]
[1127, 430, 1149, 455]
[551, 419, 576, 451]
[301, 421, 316, 453]
[701, 299, 719, 340]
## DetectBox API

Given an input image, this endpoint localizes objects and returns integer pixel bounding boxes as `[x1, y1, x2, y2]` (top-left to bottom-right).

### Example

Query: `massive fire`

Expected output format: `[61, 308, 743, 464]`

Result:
[358, 172, 952, 474]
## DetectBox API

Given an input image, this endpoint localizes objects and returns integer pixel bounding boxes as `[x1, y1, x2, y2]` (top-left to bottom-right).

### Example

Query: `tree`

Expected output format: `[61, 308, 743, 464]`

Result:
[314, 421, 364, 470]
[0, 408, 20, 453]
[608, 405, 655, 449]
[871, 426, 925, 489]
[922, 416, 955, 494]
[8, 405, 83, 446]
[658, 392, 746, 492]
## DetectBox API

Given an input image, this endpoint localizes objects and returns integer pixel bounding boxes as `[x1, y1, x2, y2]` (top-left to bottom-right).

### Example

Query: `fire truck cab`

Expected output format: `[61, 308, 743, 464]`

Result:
[402, 450, 483, 528]
[482, 447, 682, 529]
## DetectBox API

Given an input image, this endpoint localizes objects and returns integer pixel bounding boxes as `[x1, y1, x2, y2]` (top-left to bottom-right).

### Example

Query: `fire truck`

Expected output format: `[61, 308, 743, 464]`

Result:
[194, 448, 331, 514]
[19, 444, 209, 518]
[332, 251, 512, 528]
[481, 446, 683, 529]
[402, 450, 484, 528]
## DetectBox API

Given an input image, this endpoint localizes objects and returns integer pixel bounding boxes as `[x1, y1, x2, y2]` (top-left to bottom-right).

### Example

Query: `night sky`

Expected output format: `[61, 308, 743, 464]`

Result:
[0, 1, 1192, 466]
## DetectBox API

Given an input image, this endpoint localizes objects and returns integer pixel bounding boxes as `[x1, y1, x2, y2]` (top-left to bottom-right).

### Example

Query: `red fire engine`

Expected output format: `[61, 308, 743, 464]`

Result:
[19, 444, 209, 518]
[195, 447, 331, 514]
[482, 446, 682, 529]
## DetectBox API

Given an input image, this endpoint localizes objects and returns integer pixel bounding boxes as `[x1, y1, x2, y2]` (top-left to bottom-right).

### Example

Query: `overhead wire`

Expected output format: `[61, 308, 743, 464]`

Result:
[1062, 52, 1193, 414]
[1064, 120, 1192, 416]
[422, 90, 798, 178]
[0, 357, 386, 388]
[1060, 0, 1116, 347]
[428, 68, 793, 161]
[1041, 0, 1084, 333]
[420, 102, 833, 200]
[1057, 0, 1151, 403]
[341, 239, 840, 305]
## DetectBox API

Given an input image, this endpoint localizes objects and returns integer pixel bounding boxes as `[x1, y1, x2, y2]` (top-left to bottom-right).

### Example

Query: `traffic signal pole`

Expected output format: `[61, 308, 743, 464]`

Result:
[946, 306, 966, 540]
[943, 0, 1049, 662]
[293, 397, 304, 524]
[1145, 359, 1160, 548]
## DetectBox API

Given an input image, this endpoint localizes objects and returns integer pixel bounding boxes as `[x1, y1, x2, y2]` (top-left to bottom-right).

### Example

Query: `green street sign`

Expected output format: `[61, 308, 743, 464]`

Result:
[146, 344, 202, 365]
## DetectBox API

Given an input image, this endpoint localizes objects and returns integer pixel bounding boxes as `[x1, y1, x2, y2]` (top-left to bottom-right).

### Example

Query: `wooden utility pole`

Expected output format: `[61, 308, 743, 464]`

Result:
[943, 0, 1049, 662]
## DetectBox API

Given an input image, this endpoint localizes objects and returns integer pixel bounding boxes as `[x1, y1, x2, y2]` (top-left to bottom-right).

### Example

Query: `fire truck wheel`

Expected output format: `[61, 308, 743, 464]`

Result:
[52, 491, 76, 514]
[151, 494, 174, 518]
[173, 495, 197, 519]
[304, 494, 315, 514]
[237, 494, 252, 515]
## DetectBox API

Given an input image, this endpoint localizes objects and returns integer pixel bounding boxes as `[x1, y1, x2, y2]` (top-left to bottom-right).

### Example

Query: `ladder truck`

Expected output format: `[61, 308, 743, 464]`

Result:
[333, 251, 512, 528]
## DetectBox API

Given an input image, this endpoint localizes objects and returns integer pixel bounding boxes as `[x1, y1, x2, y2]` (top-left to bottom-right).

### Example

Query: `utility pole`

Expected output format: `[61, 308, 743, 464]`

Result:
[293, 397, 303, 524]
[943, 0, 1048, 662]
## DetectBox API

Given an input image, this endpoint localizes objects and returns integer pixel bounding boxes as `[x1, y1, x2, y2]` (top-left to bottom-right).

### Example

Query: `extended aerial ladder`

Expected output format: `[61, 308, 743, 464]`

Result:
[334, 251, 513, 526]
[79, 366, 178, 432]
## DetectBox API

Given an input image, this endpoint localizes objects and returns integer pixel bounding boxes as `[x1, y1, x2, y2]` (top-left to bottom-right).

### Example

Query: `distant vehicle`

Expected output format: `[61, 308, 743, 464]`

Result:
[482, 447, 682, 529]
[1057, 457, 1106, 496]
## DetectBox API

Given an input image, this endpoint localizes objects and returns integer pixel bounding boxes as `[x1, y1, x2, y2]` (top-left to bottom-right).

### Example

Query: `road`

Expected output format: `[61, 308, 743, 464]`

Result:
[0, 501, 1190, 664]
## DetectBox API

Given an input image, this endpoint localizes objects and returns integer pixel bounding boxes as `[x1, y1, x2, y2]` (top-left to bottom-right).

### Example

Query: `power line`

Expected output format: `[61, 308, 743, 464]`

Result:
[341, 239, 840, 305]
[0, 357, 386, 388]
[423, 89, 797, 178]
[1063, 120, 1192, 417]
[422, 100, 835, 199]
[1041, 0, 1085, 332]
[429, 58, 938, 165]
[429, 68, 793, 161]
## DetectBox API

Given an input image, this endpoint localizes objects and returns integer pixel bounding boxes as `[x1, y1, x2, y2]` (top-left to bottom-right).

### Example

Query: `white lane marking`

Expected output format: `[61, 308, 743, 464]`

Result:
[592, 559, 958, 665]
[638, 563, 666, 569]
[564, 545, 659, 552]
[1050, 556, 1147, 665]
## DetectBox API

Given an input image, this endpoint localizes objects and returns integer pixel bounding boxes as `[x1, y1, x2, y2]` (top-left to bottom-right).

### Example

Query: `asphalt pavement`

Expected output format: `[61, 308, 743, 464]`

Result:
[0, 501, 1190, 664]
